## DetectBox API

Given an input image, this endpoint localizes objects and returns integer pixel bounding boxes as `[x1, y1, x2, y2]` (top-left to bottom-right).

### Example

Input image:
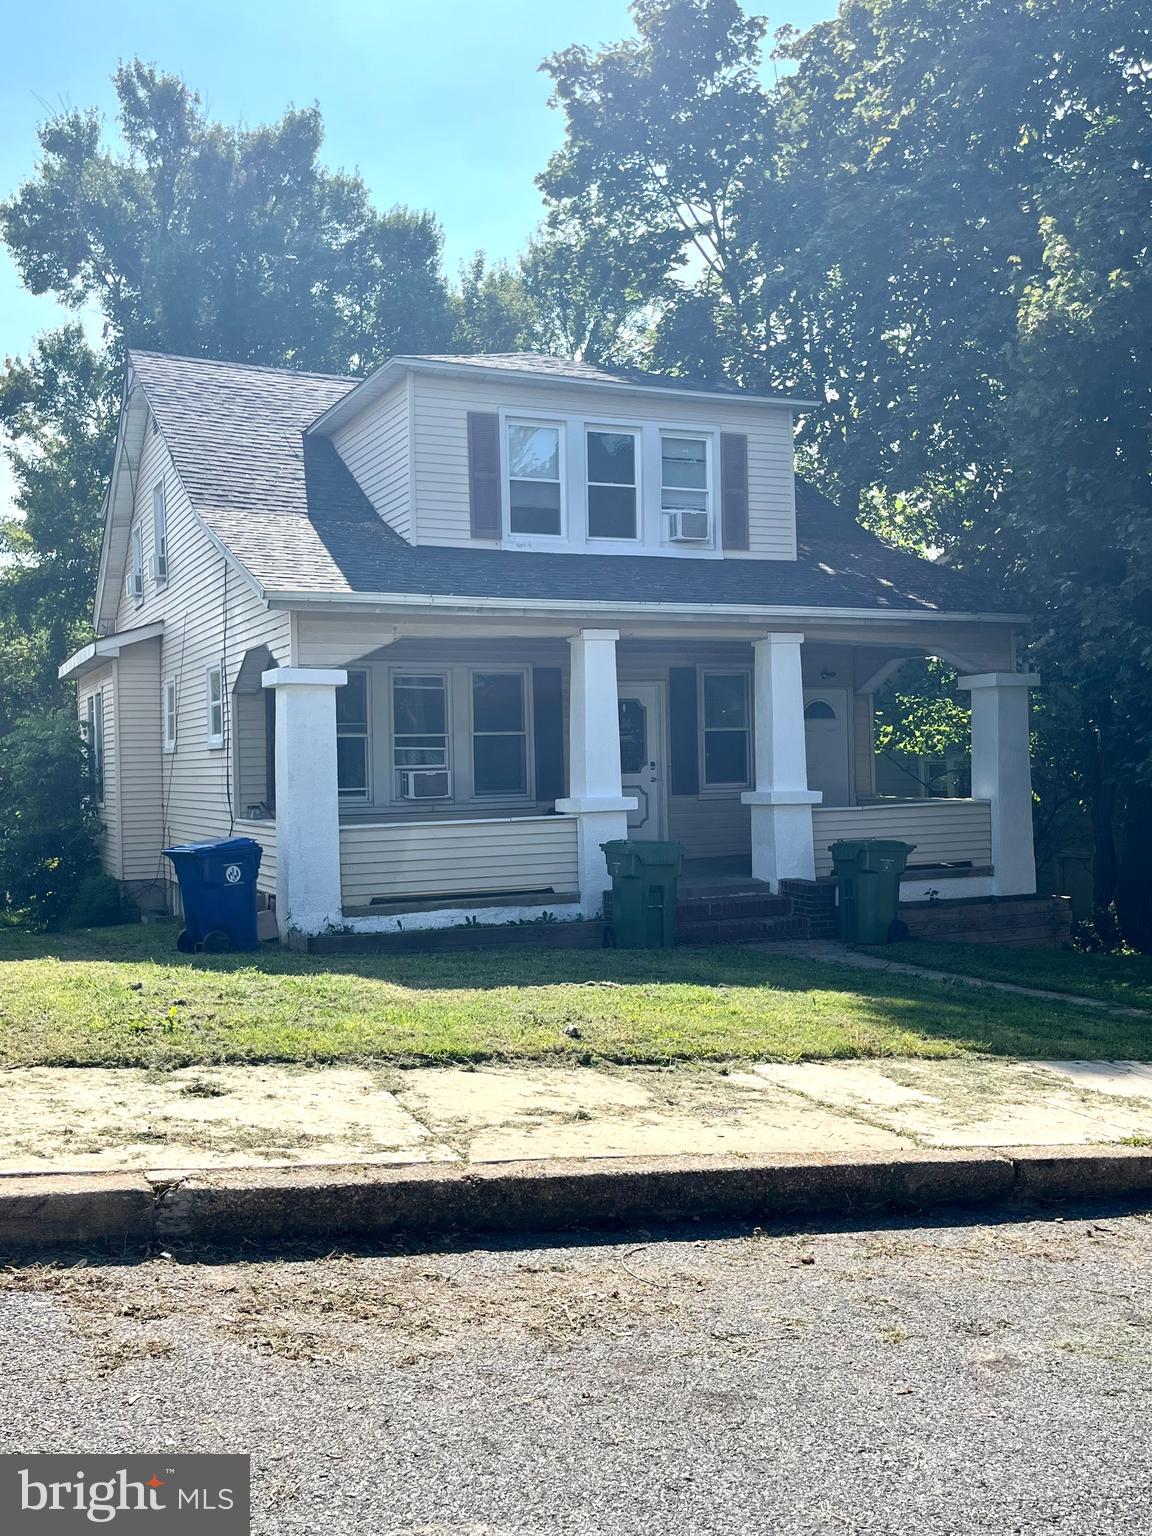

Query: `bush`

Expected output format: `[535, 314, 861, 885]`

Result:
[0, 710, 102, 929]
[63, 871, 133, 929]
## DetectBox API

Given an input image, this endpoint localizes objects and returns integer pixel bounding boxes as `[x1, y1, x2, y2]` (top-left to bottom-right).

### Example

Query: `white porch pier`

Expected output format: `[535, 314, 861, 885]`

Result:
[741, 633, 822, 888]
[958, 671, 1040, 896]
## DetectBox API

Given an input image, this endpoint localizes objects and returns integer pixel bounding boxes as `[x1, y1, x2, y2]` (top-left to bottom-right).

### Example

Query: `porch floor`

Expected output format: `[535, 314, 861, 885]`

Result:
[678, 856, 764, 897]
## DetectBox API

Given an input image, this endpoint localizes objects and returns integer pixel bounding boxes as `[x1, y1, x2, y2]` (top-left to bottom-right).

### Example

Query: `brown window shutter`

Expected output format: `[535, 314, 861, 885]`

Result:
[467, 411, 501, 539]
[668, 667, 700, 795]
[720, 432, 749, 550]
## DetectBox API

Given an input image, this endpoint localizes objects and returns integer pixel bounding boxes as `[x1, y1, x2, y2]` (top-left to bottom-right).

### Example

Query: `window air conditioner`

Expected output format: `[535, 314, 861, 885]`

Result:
[126, 568, 143, 600]
[150, 551, 169, 582]
[399, 768, 451, 800]
[667, 508, 711, 542]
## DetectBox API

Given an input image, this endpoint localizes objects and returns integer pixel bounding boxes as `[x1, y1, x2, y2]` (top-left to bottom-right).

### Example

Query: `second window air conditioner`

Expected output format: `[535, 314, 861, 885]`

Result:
[399, 768, 451, 800]
[667, 508, 711, 542]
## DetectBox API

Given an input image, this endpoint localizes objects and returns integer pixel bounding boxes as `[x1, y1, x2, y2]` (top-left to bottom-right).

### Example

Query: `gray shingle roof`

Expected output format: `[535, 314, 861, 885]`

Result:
[127, 349, 1017, 617]
[407, 351, 775, 399]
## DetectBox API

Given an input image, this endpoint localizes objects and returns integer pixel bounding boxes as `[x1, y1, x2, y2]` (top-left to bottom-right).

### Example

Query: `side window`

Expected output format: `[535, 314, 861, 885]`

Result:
[392, 673, 450, 799]
[128, 526, 144, 603]
[163, 676, 178, 752]
[507, 422, 563, 537]
[85, 690, 105, 804]
[701, 672, 750, 787]
[662, 434, 711, 542]
[336, 670, 370, 801]
[471, 671, 528, 796]
[586, 429, 639, 540]
[206, 664, 225, 749]
[152, 484, 169, 584]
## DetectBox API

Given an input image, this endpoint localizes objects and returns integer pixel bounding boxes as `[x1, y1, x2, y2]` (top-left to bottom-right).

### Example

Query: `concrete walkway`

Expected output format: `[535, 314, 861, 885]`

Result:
[4, 1055, 1152, 1178]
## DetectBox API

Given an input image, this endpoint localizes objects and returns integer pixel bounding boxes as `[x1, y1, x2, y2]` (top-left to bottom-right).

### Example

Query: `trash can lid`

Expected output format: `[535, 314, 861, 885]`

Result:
[163, 836, 263, 858]
[626, 840, 686, 865]
[828, 838, 916, 856]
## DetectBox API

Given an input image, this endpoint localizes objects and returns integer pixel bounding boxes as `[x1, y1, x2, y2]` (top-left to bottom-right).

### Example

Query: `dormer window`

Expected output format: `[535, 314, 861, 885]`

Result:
[587, 429, 639, 540]
[661, 434, 711, 540]
[507, 421, 563, 536]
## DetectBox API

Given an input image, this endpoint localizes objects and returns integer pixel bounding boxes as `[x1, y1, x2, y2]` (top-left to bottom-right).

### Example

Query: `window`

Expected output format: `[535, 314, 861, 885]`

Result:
[393, 673, 450, 795]
[804, 699, 837, 721]
[163, 676, 178, 752]
[152, 484, 169, 583]
[128, 525, 144, 603]
[85, 690, 105, 804]
[336, 670, 370, 800]
[661, 435, 710, 530]
[206, 664, 225, 749]
[586, 429, 638, 539]
[472, 672, 528, 796]
[702, 672, 750, 786]
[507, 422, 562, 536]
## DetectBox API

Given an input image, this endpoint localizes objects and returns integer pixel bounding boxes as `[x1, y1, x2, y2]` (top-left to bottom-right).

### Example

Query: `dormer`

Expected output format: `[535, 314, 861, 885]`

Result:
[309, 353, 811, 562]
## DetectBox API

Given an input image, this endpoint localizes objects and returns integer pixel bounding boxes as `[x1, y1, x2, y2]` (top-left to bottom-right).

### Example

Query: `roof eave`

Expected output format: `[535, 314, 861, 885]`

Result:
[59, 620, 165, 681]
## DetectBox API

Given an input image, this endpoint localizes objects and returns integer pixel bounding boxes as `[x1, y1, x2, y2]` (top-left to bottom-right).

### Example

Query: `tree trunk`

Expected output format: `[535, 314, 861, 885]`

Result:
[1116, 784, 1152, 953]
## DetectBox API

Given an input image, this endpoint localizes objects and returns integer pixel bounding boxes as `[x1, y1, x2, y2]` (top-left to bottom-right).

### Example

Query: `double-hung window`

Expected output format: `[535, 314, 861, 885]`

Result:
[85, 690, 105, 804]
[152, 483, 169, 583]
[472, 671, 528, 796]
[206, 664, 225, 749]
[336, 670, 370, 800]
[128, 525, 144, 603]
[586, 429, 639, 540]
[162, 676, 178, 753]
[702, 672, 751, 787]
[507, 421, 563, 536]
[393, 673, 450, 798]
[661, 434, 711, 538]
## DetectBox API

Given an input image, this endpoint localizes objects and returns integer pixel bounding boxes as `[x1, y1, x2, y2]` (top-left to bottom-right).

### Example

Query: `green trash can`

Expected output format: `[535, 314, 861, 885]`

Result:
[602, 839, 686, 948]
[829, 839, 915, 944]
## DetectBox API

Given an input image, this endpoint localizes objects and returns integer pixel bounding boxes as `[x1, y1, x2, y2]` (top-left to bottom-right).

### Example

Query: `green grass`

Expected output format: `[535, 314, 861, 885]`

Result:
[859, 942, 1152, 1013]
[0, 922, 1148, 1070]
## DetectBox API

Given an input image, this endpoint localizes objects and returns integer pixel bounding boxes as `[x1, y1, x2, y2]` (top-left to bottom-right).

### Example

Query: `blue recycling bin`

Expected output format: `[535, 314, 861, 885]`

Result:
[164, 836, 263, 953]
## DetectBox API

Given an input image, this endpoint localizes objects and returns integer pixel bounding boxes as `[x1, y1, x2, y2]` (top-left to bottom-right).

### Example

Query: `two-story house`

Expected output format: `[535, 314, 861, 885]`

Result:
[59, 350, 1039, 942]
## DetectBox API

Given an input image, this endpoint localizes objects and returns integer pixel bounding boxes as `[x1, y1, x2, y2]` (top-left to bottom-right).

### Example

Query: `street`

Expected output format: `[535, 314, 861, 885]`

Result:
[2, 1203, 1150, 1534]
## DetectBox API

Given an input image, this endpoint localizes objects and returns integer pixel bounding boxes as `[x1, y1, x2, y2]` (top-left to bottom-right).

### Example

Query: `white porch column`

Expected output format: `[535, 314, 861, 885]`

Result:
[262, 666, 348, 940]
[555, 628, 636, 912]
[741, 633, 821, 888]
[957, 672, 1040, 896]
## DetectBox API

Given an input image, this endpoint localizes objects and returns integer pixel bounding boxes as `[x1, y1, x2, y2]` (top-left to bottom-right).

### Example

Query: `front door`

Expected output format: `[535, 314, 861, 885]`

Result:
[618, 682, 667, 839]
[804, 688, 852, 806]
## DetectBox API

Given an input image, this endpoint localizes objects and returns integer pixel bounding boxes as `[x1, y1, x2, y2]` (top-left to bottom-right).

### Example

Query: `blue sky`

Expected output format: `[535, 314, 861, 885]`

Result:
[0, 0, 835, 518]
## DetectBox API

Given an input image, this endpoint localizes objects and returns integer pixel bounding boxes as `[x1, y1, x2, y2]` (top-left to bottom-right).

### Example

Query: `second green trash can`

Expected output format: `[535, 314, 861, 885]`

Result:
[602, 839, 685, 948]
[829, 838, 915, 944]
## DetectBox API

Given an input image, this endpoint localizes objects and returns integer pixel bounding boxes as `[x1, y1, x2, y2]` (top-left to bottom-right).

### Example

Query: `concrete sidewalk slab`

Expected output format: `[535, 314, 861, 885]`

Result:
[394, 1065, 907, 1163]
[0, 1065, 452, 1174]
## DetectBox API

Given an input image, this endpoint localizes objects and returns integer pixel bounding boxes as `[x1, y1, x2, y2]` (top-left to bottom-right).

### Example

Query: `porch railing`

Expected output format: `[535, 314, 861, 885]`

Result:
[812, 800, 993, 878]
[339, 814, 581, 910]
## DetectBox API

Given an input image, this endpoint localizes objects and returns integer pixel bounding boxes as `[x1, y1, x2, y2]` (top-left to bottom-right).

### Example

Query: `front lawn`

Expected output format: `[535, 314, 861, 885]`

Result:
[0, 923, 1146, 1069]
[860, 942, 1152, 1013]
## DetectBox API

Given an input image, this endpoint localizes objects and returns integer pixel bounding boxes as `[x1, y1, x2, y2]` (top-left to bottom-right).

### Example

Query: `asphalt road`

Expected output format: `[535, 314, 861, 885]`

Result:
[2, 1203, 1150, 1534]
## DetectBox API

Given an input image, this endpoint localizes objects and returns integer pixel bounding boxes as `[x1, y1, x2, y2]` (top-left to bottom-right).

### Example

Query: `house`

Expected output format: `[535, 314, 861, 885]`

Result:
[59, 350, 1043, 944]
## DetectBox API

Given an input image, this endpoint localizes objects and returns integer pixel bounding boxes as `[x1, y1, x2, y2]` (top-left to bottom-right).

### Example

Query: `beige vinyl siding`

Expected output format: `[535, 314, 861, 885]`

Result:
[331, 377, 412, 540]
[77, 665, 120, 879]
[233, 818, 277, 898]
[340, 815, 579, 907]
[115, 638, 164, 881]
[812, 800, 993, 877]
[409, 371, 797, 558]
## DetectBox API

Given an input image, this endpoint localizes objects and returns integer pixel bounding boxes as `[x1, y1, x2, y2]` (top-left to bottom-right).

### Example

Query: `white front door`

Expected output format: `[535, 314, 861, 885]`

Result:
[804, 688, 852, 806]
[618, 682, 667, 840]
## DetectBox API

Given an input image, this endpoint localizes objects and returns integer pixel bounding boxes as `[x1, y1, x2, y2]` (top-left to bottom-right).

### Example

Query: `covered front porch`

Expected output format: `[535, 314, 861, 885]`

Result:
[232, 613, 1038, 940]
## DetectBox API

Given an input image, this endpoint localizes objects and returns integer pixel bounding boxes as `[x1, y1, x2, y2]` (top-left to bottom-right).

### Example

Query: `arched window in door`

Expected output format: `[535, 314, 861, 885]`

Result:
[804, 699, 837, 721]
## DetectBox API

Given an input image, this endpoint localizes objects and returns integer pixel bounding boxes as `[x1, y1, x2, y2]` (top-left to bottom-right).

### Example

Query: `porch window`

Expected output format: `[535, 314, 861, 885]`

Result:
[85, 690, 105, 804]
[336, 669, 370, 800]
[702, 672, 750, 786]
[162, 675, 178, 753]
[393, 673, 450, 797]
[586, 429, 638, 539]
[206, 663, 225, 749]
[471, 671, 528, 796]
[508, 421, 563, 536]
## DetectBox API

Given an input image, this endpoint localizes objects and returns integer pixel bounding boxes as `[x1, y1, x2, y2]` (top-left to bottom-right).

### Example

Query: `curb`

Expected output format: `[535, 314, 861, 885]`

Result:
[3, 1145, 1152, 1251]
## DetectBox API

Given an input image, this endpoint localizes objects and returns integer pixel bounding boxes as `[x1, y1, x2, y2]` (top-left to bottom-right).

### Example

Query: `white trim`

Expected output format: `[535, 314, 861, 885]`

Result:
[162, 674, 178, 753]
[468, 665, 532, 801]
[261, 667, 350, 688]
[503, 414, 567, 545]
[699, 667, 753, 791]
[264, 589, 1029, 626]
[306, 355, 816, 438]
[957, 671, 1040, 690]
[585, 422, 642, 543]
[59, 621, 165, 680]
[151, 480, 169, 585]
[336, 666, 371, 802]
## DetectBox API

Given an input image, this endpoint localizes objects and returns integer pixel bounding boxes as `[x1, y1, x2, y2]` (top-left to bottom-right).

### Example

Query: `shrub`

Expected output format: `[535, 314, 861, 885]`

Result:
[63, 871, 133, 929]
[0, 710, 102, 929]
